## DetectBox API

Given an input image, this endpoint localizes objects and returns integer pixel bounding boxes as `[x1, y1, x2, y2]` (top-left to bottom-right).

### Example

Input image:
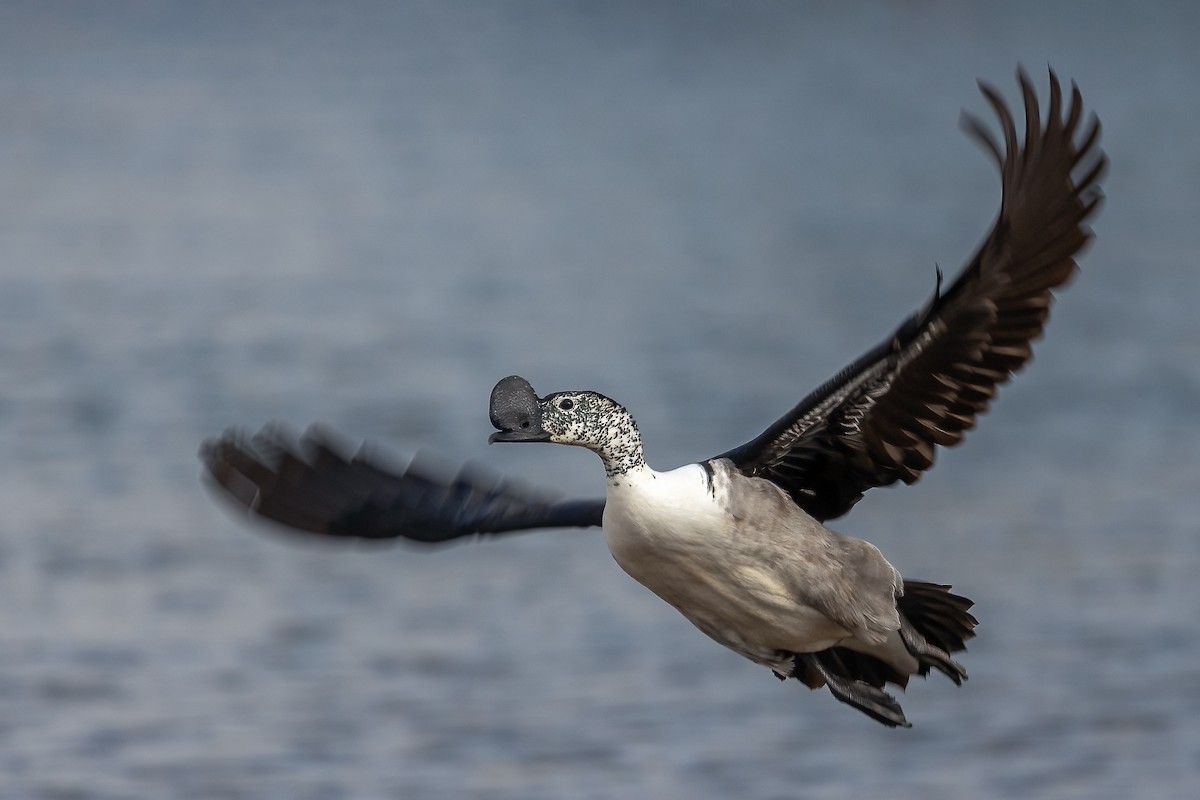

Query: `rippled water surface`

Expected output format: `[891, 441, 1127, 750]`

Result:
[2, 2, 1199, 798]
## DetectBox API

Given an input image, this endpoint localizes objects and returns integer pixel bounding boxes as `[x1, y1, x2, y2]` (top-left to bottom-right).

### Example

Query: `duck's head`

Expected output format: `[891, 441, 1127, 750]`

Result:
[488, 375, 643, 475]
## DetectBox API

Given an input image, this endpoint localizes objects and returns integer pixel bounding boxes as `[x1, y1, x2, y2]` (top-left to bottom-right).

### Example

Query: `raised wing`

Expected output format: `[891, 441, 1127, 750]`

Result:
[719, 68, 1106, 521]
[201, 425, 604, 542]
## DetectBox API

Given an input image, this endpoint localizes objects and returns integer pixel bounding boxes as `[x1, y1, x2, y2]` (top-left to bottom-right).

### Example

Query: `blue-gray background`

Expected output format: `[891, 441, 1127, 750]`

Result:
[2, 2, 1197, 798]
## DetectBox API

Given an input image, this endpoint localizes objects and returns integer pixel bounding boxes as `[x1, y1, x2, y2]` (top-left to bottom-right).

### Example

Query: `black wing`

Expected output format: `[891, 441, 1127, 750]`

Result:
[201, 425, 604, 542]
[719, 68, 1107, 521]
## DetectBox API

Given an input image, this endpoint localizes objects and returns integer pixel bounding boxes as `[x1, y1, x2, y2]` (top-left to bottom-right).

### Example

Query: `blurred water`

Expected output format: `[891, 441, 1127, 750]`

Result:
[1, 1, 1199, 798]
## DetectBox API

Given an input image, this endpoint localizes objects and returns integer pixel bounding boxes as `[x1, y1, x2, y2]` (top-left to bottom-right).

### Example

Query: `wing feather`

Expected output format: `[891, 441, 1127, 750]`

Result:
[719, 67, 1106, 521]
[201, 425, 605, 542]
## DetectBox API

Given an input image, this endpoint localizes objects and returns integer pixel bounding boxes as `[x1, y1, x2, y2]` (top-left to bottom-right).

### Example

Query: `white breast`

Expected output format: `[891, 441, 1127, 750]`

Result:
[602, 463, 718, 557]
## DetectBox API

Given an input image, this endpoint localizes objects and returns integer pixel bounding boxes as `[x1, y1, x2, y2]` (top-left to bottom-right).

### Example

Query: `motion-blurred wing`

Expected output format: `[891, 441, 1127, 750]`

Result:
[201, 425, 605, 542]
[720, 68, 1106, 521]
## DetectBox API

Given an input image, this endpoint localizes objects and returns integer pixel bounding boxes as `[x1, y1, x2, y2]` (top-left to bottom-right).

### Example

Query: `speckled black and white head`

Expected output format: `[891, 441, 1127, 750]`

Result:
[489, 377, 645, 478]
[539, 391, 644, 476]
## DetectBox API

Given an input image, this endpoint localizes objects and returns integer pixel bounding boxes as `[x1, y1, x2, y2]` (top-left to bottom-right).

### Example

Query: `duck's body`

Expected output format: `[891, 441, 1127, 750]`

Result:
[603, 458, 909, 675]
[202, 69, 1105, 727]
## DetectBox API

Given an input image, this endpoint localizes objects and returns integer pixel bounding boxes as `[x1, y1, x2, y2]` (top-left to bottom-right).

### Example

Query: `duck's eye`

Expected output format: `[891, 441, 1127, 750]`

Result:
[558, 398, 574, 411]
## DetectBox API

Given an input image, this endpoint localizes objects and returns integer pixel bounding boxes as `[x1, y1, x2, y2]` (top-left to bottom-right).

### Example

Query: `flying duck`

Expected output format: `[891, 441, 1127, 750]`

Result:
[202, 69, 1105, 727]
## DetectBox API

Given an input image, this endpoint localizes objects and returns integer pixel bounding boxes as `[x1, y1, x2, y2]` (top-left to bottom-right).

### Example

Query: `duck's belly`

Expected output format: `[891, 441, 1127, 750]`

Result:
[602, 478, 849, 663]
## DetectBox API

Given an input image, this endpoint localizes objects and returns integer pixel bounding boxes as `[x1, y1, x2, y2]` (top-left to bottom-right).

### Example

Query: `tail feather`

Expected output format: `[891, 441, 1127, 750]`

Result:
[899, 581, 977, 654]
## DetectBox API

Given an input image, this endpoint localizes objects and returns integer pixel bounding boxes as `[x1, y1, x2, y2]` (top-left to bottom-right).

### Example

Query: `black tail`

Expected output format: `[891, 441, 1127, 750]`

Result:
[897, 581, 977, 684]
[781, 581, 977, 727]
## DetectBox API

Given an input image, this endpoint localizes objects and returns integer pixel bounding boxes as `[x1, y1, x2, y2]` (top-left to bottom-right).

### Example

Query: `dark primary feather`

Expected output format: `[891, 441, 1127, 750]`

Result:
[201, 425, 604, 542]
[719, 68, 1106, 521]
